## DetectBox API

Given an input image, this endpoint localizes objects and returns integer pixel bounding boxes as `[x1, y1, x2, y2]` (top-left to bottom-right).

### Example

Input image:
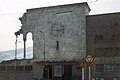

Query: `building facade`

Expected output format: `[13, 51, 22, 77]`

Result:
[86, 13, 120, 80]
[16, 2, 90, 80]
[0, 59, 33, 80]
[0, 2, 120, 80]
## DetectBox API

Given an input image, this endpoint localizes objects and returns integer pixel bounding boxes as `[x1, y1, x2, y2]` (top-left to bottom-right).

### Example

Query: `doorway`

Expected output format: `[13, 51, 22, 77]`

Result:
[43, 65, 52, 79]
[64, 65, 72, 80]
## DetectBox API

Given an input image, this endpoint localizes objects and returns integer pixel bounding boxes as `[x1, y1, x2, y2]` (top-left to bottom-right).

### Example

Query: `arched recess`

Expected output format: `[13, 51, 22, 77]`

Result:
[26, 32, 33, 59]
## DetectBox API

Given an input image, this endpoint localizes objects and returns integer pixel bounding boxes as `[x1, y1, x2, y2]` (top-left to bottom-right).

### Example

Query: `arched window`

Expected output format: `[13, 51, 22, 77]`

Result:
[26, 32, 33, 59]
[111, 34, 116, 41]
[94, 35, 104, 43]
[111, 33, 120, 42]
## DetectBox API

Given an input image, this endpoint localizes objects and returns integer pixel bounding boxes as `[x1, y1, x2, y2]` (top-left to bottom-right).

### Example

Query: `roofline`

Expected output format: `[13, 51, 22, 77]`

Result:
[87, 11, 120, 17]
[27, 2, 91, 12]
[0, 58, 33, 64]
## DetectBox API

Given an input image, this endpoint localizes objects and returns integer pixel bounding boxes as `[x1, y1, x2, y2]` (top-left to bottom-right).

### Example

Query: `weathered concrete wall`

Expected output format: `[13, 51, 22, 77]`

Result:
[32, 63, 44, 79]
[20, 2, 90, 61]
[0, 59, 33, 80]
[86, 12, 120, 79]
[86, 13, 120, 52]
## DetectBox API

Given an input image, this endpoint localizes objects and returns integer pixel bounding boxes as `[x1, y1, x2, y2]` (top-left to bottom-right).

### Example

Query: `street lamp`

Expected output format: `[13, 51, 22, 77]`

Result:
[39, 31, 47, 80]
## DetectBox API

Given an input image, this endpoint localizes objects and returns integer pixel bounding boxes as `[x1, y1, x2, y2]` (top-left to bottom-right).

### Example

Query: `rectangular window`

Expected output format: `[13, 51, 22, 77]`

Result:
[116, 48, 120, 56]
[95, 48, 105, 57]
[16, 66, 23, 71]
[116, 64, 120, 71]
[105, 48, 115, 57]
[95, 78, 105, 80]
[105, 78, 113, 80]
[105, 77, 118, 80]
[56, 11, 72, 15]
[92, 78, 95, 80]
[106, 64, 114, 72]
[7, 66, 14, 71]
[25, 65, 32, 71]
[0, 66, 6, 71]
[64, 65, 72, 78]
[95, 64, 104, 72]
[54, 65, 62, 77]
[100, 78, 104, 80]
[113, 78, 118, 80]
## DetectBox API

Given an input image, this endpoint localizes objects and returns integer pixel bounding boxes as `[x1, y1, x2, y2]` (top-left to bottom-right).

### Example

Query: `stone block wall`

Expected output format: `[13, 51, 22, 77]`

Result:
[20, 2, 90, 61]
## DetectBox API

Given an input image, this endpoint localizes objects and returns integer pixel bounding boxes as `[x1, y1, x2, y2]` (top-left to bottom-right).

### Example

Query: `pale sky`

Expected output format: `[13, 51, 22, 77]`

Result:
[0, 0, 120, 51]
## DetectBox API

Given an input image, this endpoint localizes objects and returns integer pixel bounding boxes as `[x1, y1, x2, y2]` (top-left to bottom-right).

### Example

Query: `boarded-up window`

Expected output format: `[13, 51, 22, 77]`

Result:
[25, 65, 32, 71]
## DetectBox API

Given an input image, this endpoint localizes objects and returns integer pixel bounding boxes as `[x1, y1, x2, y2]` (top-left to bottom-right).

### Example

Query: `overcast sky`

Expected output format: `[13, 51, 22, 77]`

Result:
[0, 0, 120, 51]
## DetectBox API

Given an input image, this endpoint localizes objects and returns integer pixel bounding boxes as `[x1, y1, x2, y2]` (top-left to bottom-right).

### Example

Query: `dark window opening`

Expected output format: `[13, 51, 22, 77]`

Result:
[43, 65, 52, 79]
[16, 66, 23, 71]
[25, 65, 32, 71]
[105, 48, 115, 57]
[111, 34, 120, 42]
[95, 48, 105, 57]
[64, 65, 72, 79]
[7, 66, 14, 71]
[95, 64, 104, 72]
[94, 35, 104, 43]
[0, 66, 6, 71]
[106, 64, 114, 72]
[56, 41, 59, 51]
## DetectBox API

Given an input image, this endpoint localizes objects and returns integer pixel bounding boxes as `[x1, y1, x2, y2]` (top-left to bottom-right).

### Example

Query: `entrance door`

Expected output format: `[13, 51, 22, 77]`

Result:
[43, 65, 52, 79]
[64, 65, 72, 80]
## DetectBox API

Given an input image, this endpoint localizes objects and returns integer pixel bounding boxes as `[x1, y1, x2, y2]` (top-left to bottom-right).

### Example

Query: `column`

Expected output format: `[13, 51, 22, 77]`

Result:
[23, 37, 26, 59]
[15, 36, 18, 59]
